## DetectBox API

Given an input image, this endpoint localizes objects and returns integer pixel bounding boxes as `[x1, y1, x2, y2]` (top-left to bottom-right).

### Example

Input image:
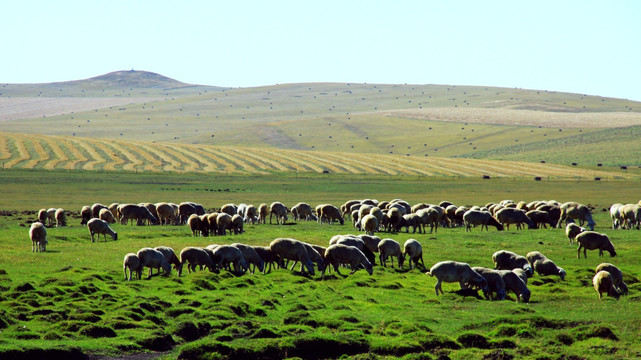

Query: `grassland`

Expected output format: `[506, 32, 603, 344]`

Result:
[1, 169, 641, 359]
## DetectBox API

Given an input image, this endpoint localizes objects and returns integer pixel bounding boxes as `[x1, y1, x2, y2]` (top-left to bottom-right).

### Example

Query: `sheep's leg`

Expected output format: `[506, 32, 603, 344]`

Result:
[290, 261, 298, 271]
[435, 280, 443, 295]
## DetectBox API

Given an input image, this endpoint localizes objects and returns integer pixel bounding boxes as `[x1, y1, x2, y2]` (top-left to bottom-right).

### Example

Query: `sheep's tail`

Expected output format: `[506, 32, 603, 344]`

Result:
[425, 271, 433, 277]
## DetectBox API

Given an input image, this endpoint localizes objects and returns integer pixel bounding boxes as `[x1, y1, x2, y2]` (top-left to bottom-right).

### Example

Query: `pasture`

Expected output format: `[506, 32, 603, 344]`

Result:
[1, 169, 640, 359]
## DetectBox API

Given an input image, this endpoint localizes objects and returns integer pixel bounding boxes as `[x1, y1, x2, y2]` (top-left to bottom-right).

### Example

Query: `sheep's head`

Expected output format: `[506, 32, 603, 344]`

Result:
[587, 220, 596, 231]
[496, 288, 507, 301]
[558, 268, 567, 281]
[520, 289, 531, 303]
[524, 265, 534, 278]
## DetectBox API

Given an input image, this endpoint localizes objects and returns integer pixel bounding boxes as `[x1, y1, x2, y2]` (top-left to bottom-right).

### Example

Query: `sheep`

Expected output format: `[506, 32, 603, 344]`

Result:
[400, 213, 423, 234]
[137, 247, 171, 278]
[575, 231, 616, 258]
[244, 204, 258, 224]
[525, 210, 555, 229]
[593, 271, 620, 300]
[258, 203, 268, 224]
[87, 218, 117, 242]
[179, 247, 216, 276]
[496, 208, 535, 230]
[231, 243, 264, 273]
[154, 246, 183, 274]
[361, 214, 378, 235]
[91, 203, 108, 219]
[269, 238, 315, 275]
[378, 238, 404, 268]
[463, 210, 504, 232]
[109, 202, 120, 219]
[619, 203, 641, 230]
[471, 267, 507, 300]
[252, 246, 282, 273]
[336, 237, 376, 265]
[595, 263, 628, 295]
[156, 202, 178, 225]
[216, 213, 233, 236]
[231, 214, 244, 234]
[341, 200, 361, 218]
[37, 208, 48, 226]
[426, 261, 488, 296]
[556, 201, 596, 230]
[269, 202, 288, 224]
[220, 203, 238, 216]
[99, 208, 116, 224]
[123, 253, 141, 281]
[46, 208, 56, 227]
[416, 207, 439, 233]
[497, 270, 531, 303]
[358, 234, 381, 256]
[80, 205, 92, 225]
[320, 204, 344, 225]
[188, 214, 209, 237]
[211, 245, 249, 275]
[289, 243, 325, 275]
[177, 202, 198, 224]
[324, 244, 373, 277]
[492, 250, 533, 277]
[512, 268, 528, 285]
[55, 208, 66, 227]
[386, 207, 402, 232]
[291, 202, 314, 221]
[237, 203, 247, 218]
[119, 204, 158, 226]
[29, 222, 47, 252]
[610, 203, 624, 229]
[565, 222, 585, 245]
[403, 239, 424, 270]
[526, 251, 566, 280]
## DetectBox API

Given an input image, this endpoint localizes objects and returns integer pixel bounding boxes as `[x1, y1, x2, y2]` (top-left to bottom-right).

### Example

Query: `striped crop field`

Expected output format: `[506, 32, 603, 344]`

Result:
[0, 131, 634, 179]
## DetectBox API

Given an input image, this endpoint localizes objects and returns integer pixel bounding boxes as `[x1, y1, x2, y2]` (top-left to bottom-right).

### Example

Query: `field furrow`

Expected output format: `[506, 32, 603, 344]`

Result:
[69, 138, 106, 170]
[41, 137, 69, 169]
[0, 135, 11, 162]
[136, 143, 183, 172]
[338, 152, 408, 175]
[175, 144, 222, 172]
[222, 147, 274, 173]
[321, 151, 397, 175]
[280, 150, 357, 174]
[189, 147, 238, 172]
[267, 149, 325, 173]
[126, 141, 163, 172]
[22, 137, 49, 169]
[162, 144, 203, 172]
[91, 140, 125, 171]
[108, 141, 145, 171]
[234, 148, 290, 172]
[59, 137, 88, 169]
[3, 135, 30, 168]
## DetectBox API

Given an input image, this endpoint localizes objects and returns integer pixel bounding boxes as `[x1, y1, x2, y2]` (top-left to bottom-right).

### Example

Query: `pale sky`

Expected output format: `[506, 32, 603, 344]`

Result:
[3, 1, 641, 100]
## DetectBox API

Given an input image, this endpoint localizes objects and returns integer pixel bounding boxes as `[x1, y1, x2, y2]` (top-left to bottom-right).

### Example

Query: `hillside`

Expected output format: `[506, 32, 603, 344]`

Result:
[2, 71, 641, 167]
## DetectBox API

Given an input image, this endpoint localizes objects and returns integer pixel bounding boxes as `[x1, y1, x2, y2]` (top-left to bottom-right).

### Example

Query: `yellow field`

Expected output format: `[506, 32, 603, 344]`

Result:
[0, 131, 632, 179]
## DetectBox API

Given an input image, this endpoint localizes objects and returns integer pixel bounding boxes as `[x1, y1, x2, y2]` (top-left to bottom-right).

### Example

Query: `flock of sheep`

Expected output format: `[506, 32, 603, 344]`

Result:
[28, 197, 640, 301]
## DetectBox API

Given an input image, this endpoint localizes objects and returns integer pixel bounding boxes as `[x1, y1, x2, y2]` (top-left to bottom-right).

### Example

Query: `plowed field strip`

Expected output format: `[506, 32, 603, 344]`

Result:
[162, 144, 203, 172]
[4, 135, 30, 168]
[182, 145, 239, 173]
[109, 141, 144, 171]
[221, 147, 274, 172]
[320, 152, 399, 175]
[127, 141, 163, 172]
[135, 143, 182, 172]
[275, 150, 356, 174]
[0, 135, 12, 161]
[92, 140, 125, 171]
[185, 147, 232, 172]
[252, 148, 322, 173]
[68, 138, 105, 170]
[58, 137, 87, 169]
[41, 137, 68, 169]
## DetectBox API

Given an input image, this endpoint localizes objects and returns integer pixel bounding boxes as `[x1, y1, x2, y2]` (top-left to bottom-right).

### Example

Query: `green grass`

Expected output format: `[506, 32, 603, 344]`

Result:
[1, 169, 641, 359]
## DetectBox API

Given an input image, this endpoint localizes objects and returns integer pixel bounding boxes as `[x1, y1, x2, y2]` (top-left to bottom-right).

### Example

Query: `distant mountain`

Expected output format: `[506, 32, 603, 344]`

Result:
[74, 70, 187, 88]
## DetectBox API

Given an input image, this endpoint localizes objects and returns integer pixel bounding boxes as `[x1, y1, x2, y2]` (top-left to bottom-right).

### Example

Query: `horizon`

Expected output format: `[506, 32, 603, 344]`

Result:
[3, 1, 641, 101]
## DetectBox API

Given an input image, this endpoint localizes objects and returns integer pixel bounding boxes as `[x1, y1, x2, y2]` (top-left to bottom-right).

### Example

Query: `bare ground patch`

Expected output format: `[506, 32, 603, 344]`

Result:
[382, 108, 641, 128]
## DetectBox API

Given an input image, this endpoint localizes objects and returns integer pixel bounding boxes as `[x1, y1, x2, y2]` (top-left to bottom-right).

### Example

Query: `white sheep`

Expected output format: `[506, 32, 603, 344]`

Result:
[619, 203, 641, 230]
[556, 201, 596, 230]
[565, 222, 585, 245]
[426, 261, 489, 296]
[137, 247, 171, 278]
[258, 203, 268, 224]
[575, 231, 616, 258]
[358, 234, 381, 255]
[252, 246, 282, 273]
[156, 202, 178, 225]
[512, 268, 528, 285]
[524, 209, 555, 229]
[91, 203, 108, 219]
[492, 250, 533, 277]
[29, 222, 47, 252]
[154, 246, 183, 274]
[244, 204, 258, 224]
[471, 267, 507, 300]
[320, 204, 344, 225]
[231, 243, 264, 273]
[595, 263, 628, 295]
[119, 204, 158, 225]
[80, 205, 92, 225]
[123, 253, 141, 281]
[497, 270, 531, 303]
[269, 202, 289, 224]
[610, 203, 624, 229]
[378, 238, 404, 268]
[287, 242, 326, 275]
[593, 270, 620, 300]
[463, 210, 504, 232]
[220, 203, 238, 216]
[269, 238, 315, 275]
[416, 207, 439, 233]
[99, 208, 116, 224]
[179, 247, 217, 276]
[324, 244, 373, 277]
[360, 214, 378, 236]
[87, 218, 118, 242]
[188, 214, 208, 237]
[55, 208, 66, 227]
[211, 245, 249, 275]
[526, 251, 566, 280]
[336, 236, 376, 265]
[231, 214, 244, 234]
[403, 239, 424, 270]
[495, 208, 535, 230]
[216, 213, 233, 236]
[291, 202, 314, 221]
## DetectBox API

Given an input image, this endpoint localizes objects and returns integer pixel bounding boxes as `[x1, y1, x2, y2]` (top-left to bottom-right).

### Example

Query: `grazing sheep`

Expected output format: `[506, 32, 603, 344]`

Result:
[497, 270, 531, 303]
[237, 203, 247, 217]
[179, 247, 216, 276]
[252, 246, 282, 273]
[220, 203, 238, 216]
[120, 204, 158, 226]
[492, 250, 533, 277]
[496, 208, 535, 230]
[109, 202, 120, 219]
[55, 208, 66, 227]
[211, 245, 249, 275]
[244, 204, 258, 224]
[29, 222, 47, 252]
[463, 210, 504, 232]
[358, 234, 381, 256]
[99, 208, 116, 224]
[156, 202, 178, 225]
[87, 218, 117, 242]
[619, 203, 641, 230]
[137, 247, 171, 278]
[80, 205, 92, 225]
[336, 237, 376, 265]
[556, 201, 596, 230]
[610, 203, 624, 229]
[291, 202, 314, 221]
[258, 203, 268, 224]
[403, 239, 425, 270]
[426, 261, 489, 296]
[595, 263, 628, 295]
[123, 253, 141, 281]
[593, 271, 620, 300]
[575, 231, 616, 258]
[525, 210, 555, 229]
[188, 214, 209, 237]
[526, 251, 566, 280]
[37, 208, 48, 226]
[565, 222, 585, 245]
[216, 213, 233, 236]
[320, 204, 344, 225]
[386, 207, 402, 232]
[471, 267, 507, 300]
[45, 208, 56, 227]
[154, 246, 183, 274]
[91, 203, 108, 219]
[416, 207, 439, 233]
[361, 214, 378, 235]
[231, 214, 244, 234]
[269, 238, 315, 275]
[178, 202, 198, 224]
[341, 200, 362, 218]
[269, 202, 288, 224]
[231, 243, 264, 273]
[512, 268, 528, 285]
[400, 213, 423, 234]
[378, 238, 404, 268]
[324, 244, 373, 277]
[206, 213, 219, 235]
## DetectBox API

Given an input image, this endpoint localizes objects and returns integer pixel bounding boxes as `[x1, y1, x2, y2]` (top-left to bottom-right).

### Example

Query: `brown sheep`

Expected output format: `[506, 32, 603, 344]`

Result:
[576, 231, 616, 258]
